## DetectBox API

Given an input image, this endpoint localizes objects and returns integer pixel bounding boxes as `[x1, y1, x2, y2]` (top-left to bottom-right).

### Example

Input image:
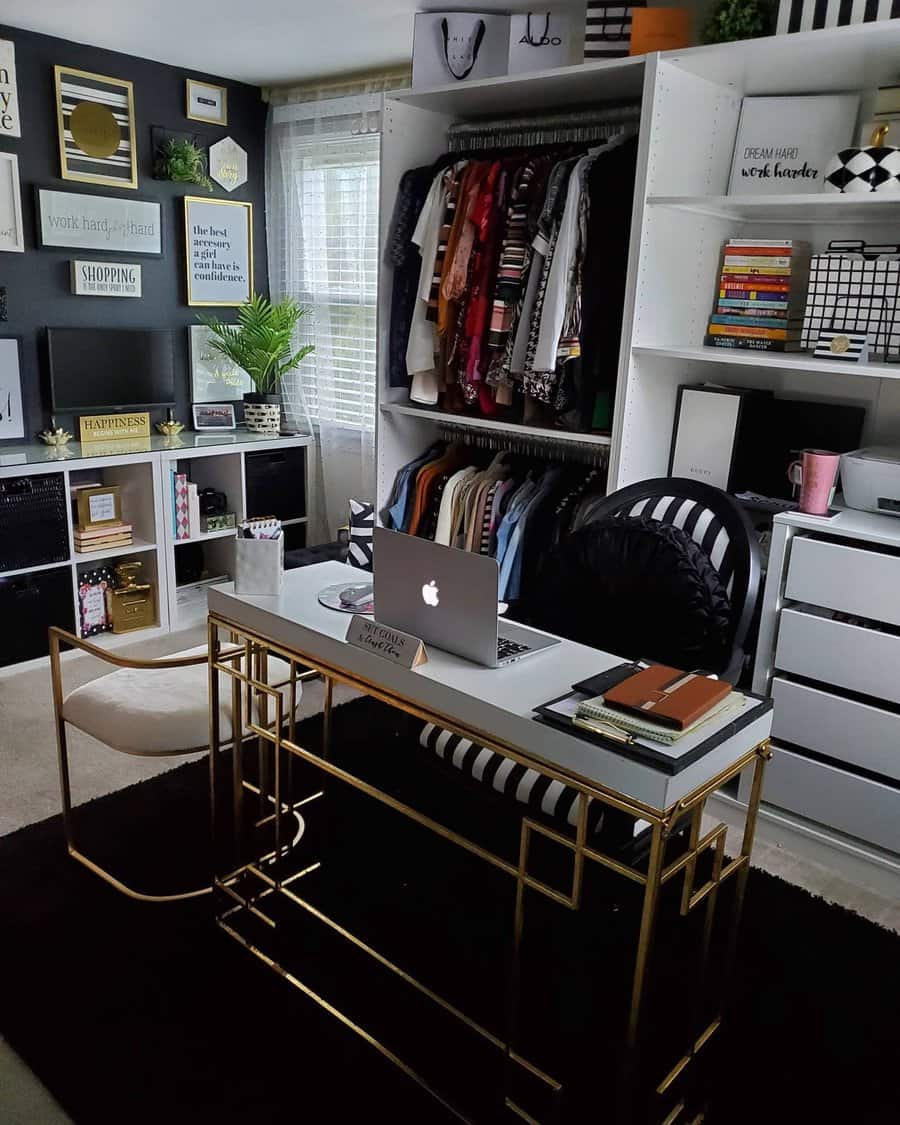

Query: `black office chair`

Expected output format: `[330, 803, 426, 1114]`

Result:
[414, 477, 761, 840]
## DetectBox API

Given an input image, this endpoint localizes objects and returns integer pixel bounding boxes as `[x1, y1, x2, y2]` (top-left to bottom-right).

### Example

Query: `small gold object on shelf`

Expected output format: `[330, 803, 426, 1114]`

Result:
[107, 561, 157, 634]
[156, 408, 185, 437]
[38, 417, 74, 446]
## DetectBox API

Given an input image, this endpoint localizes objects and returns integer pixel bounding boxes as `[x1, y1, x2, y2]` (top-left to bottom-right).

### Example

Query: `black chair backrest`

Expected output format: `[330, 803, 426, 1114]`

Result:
[575, 478, 761, 682]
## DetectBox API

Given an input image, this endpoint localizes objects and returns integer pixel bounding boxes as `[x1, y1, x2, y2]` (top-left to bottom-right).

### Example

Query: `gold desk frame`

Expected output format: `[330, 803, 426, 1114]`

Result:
[208, 614, 771, 1125]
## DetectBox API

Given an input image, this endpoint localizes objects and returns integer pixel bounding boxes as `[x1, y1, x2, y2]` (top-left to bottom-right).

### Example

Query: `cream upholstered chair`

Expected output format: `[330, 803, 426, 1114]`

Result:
[48, 627, 305, 903]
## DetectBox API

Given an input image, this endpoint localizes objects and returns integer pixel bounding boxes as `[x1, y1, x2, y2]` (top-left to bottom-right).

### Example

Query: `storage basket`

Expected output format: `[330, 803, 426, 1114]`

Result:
[0, 474, 69, 572]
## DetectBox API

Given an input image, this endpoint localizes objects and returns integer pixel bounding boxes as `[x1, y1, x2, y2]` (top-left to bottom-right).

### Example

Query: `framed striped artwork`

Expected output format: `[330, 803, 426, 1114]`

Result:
[54, 66, 137, 190]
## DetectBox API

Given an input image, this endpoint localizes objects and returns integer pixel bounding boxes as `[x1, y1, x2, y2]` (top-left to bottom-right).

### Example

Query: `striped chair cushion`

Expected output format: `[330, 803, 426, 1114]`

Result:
[627, 495, 734, 597]
[419, 723, 650, 839]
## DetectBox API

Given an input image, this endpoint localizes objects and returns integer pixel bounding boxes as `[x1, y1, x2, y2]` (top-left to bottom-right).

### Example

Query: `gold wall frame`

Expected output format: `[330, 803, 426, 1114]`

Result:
[54, 65, 137, 190]
[75, 484, 122, 530]
[186, 78, 228, 126]
[184, 196, 253, 307]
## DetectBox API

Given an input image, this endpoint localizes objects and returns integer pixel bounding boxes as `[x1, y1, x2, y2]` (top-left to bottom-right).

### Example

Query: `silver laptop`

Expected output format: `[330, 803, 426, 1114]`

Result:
[373, 527, 560, 668]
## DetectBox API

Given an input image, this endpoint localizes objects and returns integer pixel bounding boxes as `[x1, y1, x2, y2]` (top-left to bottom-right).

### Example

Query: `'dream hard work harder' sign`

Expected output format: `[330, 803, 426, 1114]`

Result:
[346, 615, 428, 669]
[71, 260, 141, 297]
[728, 95, 860, 195]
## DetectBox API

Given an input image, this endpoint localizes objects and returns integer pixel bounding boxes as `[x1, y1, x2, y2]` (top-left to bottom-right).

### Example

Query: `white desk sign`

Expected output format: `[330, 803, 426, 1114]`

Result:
[0, 40, 20, 138]
[71, 260, 142, 297]
[37, 189, 162, 255]
[346, 615, 428, 669]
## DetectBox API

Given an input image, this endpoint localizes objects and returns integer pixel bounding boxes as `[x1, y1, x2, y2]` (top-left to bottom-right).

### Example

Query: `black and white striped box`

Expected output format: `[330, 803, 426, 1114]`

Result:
[584, 1, 646, 59]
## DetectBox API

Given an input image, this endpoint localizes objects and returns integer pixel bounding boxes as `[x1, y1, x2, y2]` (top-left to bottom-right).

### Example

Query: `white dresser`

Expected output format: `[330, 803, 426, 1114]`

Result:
[750, 508, 900, 861]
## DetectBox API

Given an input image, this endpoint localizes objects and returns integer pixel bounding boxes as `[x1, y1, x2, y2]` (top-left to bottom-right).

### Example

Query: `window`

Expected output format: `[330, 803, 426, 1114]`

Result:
[279, 132, 379, 433]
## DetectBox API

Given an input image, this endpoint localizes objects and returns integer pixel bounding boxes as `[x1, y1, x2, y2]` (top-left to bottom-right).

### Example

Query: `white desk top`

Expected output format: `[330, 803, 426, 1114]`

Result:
[209, 562, 772, 814]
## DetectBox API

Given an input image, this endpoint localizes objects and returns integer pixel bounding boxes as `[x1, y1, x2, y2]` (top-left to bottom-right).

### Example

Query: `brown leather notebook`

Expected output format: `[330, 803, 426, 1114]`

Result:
[602, 664, 731, 731]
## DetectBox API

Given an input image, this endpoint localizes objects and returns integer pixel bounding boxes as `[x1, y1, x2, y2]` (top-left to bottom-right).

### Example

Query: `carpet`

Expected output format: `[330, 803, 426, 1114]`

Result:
[1, 698, 898, 1124]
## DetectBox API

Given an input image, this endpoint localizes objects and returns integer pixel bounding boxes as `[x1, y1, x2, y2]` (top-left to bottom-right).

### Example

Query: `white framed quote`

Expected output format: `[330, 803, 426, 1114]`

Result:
[71, 259, 141, 297]
[37, 188, 162, 255]
[0, 153, 23, 252]
[184, 196, 252, 306]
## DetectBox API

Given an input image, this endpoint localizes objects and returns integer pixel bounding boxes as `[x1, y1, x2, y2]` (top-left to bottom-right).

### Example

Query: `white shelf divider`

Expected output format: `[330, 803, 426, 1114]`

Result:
[633, 344, 900, 381]
[379, 402, 612, 447]
[172, 527, 237, 545]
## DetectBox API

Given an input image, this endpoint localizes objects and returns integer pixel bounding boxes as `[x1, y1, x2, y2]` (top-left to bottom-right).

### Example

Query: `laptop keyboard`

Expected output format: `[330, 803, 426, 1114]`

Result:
[497, 637, 530, 661]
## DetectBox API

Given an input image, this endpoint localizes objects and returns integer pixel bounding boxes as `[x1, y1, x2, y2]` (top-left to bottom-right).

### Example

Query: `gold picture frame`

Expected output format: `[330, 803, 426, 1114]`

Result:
[54, 66, 137, 190]
[76, 485, 122, 531]
[184, 196, 253, 307]
[186, 78, 228, 126]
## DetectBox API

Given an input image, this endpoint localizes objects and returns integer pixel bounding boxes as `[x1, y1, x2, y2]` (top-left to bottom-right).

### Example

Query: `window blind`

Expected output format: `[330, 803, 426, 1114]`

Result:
[277, 132, 380, 433]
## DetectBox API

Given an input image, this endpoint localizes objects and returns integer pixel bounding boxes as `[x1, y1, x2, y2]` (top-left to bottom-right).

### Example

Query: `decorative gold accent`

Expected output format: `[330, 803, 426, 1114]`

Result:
[38, 425, 73, 446]
[69, 100, 120, 157]
[79, 411, 151, 443]
[870, 123, 890, 147]
[207, 613, 772, 1123]
[829, 334, 851, 355]
[155, 419, 185, 436]
[186, 78, 228, 126]
[106, 560, 157, 633]
[184, 196, 253, 307]
[54, 65, 137, 189]
[75, 484, 122, 530]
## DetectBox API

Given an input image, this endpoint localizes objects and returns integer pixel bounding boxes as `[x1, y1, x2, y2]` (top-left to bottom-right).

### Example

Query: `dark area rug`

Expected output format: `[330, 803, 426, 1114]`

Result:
[2, 697, 898, 1124]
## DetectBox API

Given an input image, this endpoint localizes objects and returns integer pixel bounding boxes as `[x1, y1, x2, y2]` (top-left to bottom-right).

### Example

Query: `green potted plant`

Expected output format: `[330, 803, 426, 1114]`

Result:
[702, 0, 773, 43]
[199, 294, 314, 434]
[154, 136, 213, 191]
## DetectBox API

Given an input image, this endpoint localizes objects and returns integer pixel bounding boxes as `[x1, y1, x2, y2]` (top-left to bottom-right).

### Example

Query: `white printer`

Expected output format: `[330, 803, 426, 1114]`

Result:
[841, 447, 900, 516]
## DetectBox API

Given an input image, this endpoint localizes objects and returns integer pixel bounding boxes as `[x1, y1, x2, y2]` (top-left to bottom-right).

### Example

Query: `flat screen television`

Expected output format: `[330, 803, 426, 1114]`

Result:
[47, 327, 176, 412]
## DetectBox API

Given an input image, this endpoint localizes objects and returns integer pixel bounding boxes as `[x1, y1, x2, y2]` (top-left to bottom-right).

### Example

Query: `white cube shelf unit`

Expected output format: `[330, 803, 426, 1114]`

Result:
[0, 432, 312, 672]
[376, 22, 900, 884]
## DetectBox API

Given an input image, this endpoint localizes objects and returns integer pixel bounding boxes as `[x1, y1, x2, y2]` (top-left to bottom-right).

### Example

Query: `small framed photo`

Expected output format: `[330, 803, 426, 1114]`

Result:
[0, 335, 24, 439]
[76, 485, 122, 530]
[55, 66, 137, 189]
[0, 153, 23, 253]
[186, 79, 227, 126]
[193, 403, 236, 431]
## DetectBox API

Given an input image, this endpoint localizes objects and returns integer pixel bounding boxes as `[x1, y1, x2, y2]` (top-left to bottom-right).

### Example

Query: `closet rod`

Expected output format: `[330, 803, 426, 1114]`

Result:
[437, 421, 610, 466]
[447, 103, 640, 150]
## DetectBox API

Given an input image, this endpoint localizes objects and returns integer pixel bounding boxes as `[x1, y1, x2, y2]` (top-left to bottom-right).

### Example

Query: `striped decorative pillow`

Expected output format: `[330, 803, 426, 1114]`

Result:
[348, 499, 374, 570]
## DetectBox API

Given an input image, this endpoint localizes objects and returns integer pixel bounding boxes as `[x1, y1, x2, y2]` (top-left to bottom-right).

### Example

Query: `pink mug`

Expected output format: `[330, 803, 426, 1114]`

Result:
[787, 449, 841, 516]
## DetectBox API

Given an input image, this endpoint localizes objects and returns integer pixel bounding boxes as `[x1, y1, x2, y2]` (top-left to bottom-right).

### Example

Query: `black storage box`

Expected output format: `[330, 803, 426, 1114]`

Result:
[0, 566, 76, 666]
[0, 474, 69, 572]
[245, 448, 306, 523]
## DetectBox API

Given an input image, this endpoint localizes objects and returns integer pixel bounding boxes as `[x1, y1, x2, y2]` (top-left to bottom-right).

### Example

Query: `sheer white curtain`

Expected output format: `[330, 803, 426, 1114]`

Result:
[266, 92, 382, 542]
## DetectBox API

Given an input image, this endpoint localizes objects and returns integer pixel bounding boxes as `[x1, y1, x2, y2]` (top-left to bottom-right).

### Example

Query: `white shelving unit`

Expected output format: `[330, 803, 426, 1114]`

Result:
[376, 21, 900, 883]
[0, 432, 312, 674]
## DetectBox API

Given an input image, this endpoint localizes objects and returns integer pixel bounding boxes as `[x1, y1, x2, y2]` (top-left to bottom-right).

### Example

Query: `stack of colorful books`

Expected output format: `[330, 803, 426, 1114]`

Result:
[74, 522, 134, 553]
[705, 239, 810, 352]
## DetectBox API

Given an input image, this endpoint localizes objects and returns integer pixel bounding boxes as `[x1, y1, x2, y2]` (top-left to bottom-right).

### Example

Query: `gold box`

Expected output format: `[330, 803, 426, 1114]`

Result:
[106, 562, 156, 634]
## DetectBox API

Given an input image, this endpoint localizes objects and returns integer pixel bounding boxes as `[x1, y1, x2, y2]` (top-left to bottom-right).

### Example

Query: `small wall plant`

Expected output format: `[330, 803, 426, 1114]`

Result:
[154, 137, 212, 191]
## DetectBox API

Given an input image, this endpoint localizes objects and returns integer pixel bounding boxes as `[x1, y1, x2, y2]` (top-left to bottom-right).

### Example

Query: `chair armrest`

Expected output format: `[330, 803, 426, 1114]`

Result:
[47, 627, 209, 670]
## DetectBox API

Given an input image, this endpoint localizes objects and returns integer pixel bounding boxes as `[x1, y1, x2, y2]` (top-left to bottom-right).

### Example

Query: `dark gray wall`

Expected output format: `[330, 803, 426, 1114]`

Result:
[0, 24, 268, 442]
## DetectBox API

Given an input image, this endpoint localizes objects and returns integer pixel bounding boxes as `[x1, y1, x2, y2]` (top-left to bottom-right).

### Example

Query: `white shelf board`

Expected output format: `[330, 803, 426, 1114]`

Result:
[661, 21, 900, 95]
[389, 55, 645, 116]
[633, 344, 900, 381]
[76, 624, 166, 649]
[0, 557, 72, 580]
[647, 194, 900, 225]
[172, 527, 236, 545]
[379, 402, 612, 446]
[72, 538, 157, 562]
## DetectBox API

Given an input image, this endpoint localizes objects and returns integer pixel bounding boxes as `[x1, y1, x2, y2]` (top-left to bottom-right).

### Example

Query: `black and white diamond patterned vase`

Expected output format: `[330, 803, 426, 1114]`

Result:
[824, 146, 900, 194]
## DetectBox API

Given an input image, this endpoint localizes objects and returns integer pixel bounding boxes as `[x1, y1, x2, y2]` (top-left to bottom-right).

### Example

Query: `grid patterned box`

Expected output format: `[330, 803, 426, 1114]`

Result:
[800, 253, 900, 362]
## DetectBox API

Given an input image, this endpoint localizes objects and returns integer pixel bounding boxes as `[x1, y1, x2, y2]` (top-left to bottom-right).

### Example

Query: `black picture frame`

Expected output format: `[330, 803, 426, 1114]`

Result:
[34, 185, 165, 259]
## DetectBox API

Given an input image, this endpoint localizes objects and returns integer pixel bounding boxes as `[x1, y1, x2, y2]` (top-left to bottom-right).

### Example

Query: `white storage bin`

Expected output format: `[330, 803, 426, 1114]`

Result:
[508, 12, 576, 74]
[234, 536, 284, 597]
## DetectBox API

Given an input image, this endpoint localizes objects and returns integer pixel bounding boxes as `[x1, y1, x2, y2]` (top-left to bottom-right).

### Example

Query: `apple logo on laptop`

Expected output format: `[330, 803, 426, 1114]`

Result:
[421, 580, 440, 607]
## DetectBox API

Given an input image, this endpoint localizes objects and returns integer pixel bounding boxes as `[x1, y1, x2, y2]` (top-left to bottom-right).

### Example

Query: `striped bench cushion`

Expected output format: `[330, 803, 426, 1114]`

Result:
[419, 723, 650, 839]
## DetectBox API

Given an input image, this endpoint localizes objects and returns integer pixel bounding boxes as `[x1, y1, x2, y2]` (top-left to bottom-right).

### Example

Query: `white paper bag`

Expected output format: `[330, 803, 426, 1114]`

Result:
[235, 536, 284, 597]
[412, 12, 511, 90]
[508, 12, 576, 74]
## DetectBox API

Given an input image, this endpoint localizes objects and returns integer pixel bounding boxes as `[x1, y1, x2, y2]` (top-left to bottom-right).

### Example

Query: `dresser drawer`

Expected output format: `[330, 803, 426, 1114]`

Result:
[764, 745, 900, 854]
[785, 536, 900, 627]
[775, 608, 900, 706]
[771, 677, 900, 782]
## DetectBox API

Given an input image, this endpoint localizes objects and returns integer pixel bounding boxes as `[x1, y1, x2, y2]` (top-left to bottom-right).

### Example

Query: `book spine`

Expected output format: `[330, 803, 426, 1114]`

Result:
[718, 289, 793, 302]
[707, 324, 795, 341]
[726, 239, 799, 248]
[722, 255, 792, 269]
[717, 298, 790, 310]
[724, 246, 797, 257]
[709, 314, 801, 329]
[705, 333, 800, 352]
[714, 305, 794, 319]
[719, 279, 790, 293]
[721, 265, 792, 277]
[720, 272, 793, 286]
[188, 482, 200, 539]
[175, 473, 190, 540]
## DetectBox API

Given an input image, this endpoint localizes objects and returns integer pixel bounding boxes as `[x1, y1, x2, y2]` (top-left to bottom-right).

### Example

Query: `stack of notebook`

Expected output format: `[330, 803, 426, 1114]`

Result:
[74, 521, 134, 553]
[575, 664, 738, 745]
